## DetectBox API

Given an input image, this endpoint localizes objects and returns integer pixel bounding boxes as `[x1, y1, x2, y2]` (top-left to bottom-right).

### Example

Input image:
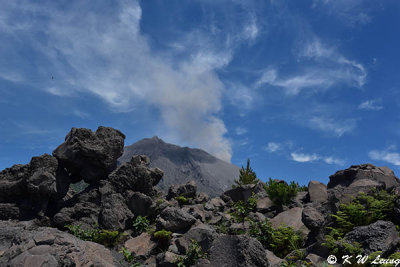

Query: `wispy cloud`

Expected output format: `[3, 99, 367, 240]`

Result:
[358, 99, 383, 111]
[235, 127, 247, 135]
[291, 152, 344, 165]
[256, 39, 366, 95]
[309, 116, 357, 137]
[291, 152, 320, 163]
[369, 147, 400, 166]
[264, 142, 281, 153]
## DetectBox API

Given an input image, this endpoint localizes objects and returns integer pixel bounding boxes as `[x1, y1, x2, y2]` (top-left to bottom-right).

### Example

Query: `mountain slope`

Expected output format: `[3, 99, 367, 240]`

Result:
[118, 136, 239, 196]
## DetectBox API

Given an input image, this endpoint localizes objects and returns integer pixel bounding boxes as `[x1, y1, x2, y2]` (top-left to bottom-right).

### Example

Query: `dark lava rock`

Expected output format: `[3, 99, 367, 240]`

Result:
[0, 220, 118, 266]
[108, 155, 163, 197]
[200, 235, 269, 267]
[128, 191, 155, 217]
[344, 220, 400, 255]
[156, 207, 197, 233]
[167, 180, 197, 200]
[53, 126, 125, 184]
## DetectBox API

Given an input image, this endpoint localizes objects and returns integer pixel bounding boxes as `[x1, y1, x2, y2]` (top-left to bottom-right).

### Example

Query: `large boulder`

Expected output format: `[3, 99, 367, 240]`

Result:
[108, 155, 163, 197]
[0, 154, 70, 219]
[344, 220, 400, 256]
[128, 191, 156, 217]
[327, 164, 399, 210]
[125, 232, 157, 258]
[307, 181, 327, 203]
[0, 221, 118, 266]
[156, 207, 197, 233]
[199, 235, 269, 267]
[302, 206, 325, 231]
[99, 192, 133, 230]
[223, 182, 265, 202]
[270, 207, 310, 237]
[53, 126, 125, 184]
[177, 224, 217, 253]
[167, 180, 197, 200]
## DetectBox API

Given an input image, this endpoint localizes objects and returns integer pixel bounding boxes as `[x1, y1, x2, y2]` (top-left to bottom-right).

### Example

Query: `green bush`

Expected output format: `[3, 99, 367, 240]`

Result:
[249, 220, 304, 258]
[323, 189, 395, 257]
[231, 193, 257, 222]
[153, 229, 172, 248]
[132, 216, 150, 236]
[176, 240, 207, 267]
[65, 224, 122, 247]
[176, 195, 191, 206]
[264, 178, 298, 206]
[120, 247, 141, 267]
[234, 159, 258, 187]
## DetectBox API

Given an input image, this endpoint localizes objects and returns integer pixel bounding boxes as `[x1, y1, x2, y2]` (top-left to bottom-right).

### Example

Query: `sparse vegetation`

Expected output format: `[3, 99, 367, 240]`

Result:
[153, 229, 172, 248]
[264, 178, 299, 206]
[176, 240, 207, 267]
[323, 189, 396, 257]
[120, 247, 141, 267]
[230, 193, 257, 222]
[65, 224, 122, 247]
[176, 195, 191, 206]
[234, 159, 259, 187]
[249, 220, 304, 258]
[132, 216, 150, 236]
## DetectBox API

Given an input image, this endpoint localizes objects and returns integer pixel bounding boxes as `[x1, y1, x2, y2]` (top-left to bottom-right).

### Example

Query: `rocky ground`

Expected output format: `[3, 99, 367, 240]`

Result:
[1, 126, 400, 267]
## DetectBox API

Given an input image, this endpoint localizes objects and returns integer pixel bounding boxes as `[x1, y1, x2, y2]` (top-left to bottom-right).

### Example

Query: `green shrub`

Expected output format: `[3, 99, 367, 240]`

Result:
[176, 195, 191, 206]
[120, 247, 141, 267]
[231, 194, 257, 222]
[249, 220, 304, 258]
[153, 230, 172, 248]
[65, 224, 122, 247]
[234, 159, 258, 187]
[264, 178, 298, 206]
[215, 220, 230, 234]
[176, 240, 207, 267]
[132, 216, 150, 236]
[323, 189, 395, 257]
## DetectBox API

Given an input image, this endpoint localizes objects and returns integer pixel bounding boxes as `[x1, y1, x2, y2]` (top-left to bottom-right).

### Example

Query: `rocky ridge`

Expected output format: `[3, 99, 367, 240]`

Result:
[1, 126, 400, 266]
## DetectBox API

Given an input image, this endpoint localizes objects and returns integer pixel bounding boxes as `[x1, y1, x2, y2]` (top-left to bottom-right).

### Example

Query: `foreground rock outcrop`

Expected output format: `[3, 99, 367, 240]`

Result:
[1, 126, 400, 266]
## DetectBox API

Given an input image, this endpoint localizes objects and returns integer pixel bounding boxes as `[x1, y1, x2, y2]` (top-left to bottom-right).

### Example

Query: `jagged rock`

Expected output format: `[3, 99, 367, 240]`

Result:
[0, 221, 118, 266]
[156, 207, 197, 233]
[195, 192, 210, 204]
[248, 212, 266, 223]
[52, 187, 101, 228]
[53, 126, 125, 184]
[0, 154, 70, 219]
[182, 204, 207, 222]
[308, 181, 328, 203]
[128, 191, 155, 217]
[344, 220, 400, 255]
[256, 197, 274, 213]
[223, 182, 264, 202]
[201, 235, 269, 267]
[302, 206, 325, 230]
[156, 251, 180, 267]
[270, 207, 310, 236]
[266, 250, 283, 267]
[328, 164, 400, 190]
[108, 155, 163, 197]
[177, 224, 217, 254]
[99, 192, 133, 230]
[167, 181, 197, 200]
[125, 232, 157, 258]
[327, 164, 400, 209]
[204, 197, 225, 211]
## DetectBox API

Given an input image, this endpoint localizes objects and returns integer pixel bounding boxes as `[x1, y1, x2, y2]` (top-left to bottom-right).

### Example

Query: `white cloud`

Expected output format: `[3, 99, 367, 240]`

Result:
[256, 39, 367, 95]
[369, 147, 400, 166]
[0, 71, 23, 83]
[0, 1, 266, 162]
[291, 152, 344, 165]
[358, 100, 383, 111]
[265, 142, 281, 153]
[309, 116, 356, 137]
[291, 152, 320, 162]
[235, 127, 247, 135]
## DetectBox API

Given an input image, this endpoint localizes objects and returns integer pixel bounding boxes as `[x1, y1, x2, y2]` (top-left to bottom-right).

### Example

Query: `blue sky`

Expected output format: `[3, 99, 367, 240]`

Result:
[1, 0, 400, 185]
